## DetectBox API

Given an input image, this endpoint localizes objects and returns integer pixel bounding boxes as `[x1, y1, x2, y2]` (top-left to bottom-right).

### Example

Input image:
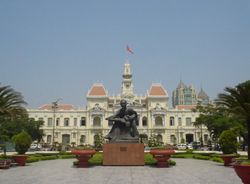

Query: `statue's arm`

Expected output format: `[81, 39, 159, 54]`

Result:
[105, 110, 120, 120]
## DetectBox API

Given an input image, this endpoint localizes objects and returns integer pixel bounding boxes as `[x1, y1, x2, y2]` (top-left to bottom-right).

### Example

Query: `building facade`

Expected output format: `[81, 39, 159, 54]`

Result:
[28, 62, 210, 146]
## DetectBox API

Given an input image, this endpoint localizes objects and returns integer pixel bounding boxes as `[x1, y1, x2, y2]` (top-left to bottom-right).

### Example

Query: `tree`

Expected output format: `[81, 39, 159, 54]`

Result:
[194, 103, 242, 142]
[0, 84, 28, 155]
[216, 80, 250, 160]
[93, 133, 105, 150]
[0, 85, 27, 120]
[0, 118, 44, 142]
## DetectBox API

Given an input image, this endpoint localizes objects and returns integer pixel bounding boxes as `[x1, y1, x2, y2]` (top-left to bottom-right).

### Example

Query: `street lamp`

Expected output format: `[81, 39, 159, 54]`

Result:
[200, 124, 204, 147]
[51, 98, 62, 149]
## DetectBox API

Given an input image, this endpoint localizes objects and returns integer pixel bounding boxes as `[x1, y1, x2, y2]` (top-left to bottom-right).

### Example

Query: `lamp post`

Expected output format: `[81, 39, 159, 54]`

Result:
[200, 124, 203, 147]
[51, 98, 61, 149]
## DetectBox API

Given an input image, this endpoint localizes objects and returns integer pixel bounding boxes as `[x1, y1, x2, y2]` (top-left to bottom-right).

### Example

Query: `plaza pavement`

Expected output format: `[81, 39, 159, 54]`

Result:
[0, 158, 243, 184]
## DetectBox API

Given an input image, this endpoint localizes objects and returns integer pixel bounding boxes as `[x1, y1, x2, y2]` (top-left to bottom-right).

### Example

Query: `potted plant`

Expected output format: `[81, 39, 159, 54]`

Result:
[219, 129, 238, 166]
[234, 160, 250, 184]
[12, 131, 32, 166]
[71, 145, 96, 167]
[149, 145, 175, 168]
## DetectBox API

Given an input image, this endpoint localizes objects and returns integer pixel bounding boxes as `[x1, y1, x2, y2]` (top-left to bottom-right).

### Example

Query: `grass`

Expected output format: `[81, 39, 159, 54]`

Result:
[1, 150, 230, 165]
[171, 152, 224, 163]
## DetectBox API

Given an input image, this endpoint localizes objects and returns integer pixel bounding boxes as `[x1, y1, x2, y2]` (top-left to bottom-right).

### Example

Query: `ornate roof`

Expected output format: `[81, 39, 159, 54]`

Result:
[88, 83, 107, 96]
[198, 88, 209, 99]
[148, 83, 168, 96]
[177, 80, 186, 89]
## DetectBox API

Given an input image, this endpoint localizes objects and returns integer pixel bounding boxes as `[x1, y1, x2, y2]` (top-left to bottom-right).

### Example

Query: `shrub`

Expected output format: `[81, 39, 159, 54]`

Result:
[144, 153, 156, 165]
[12, 131, 32, 154]
[168, 159, 176, 166]
[93, 133, 105, 150]
[148, 134, 163, 147]
[60, 155, 75, 159]
[241, 160, 250, 165]
[89, 152, 103, 165]
[26, 157, 40, 163]
[193, 154, 210, 160]
[219, 130, 237, 154]
[40, 155, 58, 160]
[59, 151, 72, 155]
[210, 157, 223, 163]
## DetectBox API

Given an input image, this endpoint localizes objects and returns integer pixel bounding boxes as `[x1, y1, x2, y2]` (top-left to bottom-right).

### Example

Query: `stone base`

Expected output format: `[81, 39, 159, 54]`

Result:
[103, 143, 144, 166]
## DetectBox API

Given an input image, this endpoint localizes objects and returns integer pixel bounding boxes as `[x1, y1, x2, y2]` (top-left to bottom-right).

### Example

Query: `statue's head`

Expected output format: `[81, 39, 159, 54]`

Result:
[120, 99, 127, 108]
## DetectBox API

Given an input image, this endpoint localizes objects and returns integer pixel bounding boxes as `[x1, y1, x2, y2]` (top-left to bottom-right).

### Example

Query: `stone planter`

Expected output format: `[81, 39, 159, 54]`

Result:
[221, 155, 237, 166]
[12, 155, 28, 166]
[0, 159, 12, 169]
[234, 164, 250, 184]
[150, 149, 175, 167]
[71, 150, 96, 168]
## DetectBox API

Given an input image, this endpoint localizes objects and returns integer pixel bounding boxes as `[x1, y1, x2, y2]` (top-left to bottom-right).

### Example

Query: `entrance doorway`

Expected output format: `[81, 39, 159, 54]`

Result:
[62, 134, 70, 145]
[186, 134, 194, 143]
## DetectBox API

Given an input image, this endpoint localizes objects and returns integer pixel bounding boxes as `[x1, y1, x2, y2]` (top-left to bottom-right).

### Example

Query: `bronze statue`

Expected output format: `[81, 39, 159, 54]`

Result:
[105, 99, 139, 142]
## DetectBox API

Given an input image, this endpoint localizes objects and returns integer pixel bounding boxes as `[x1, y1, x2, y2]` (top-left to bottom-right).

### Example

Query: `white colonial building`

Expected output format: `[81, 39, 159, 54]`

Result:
[28, 62, 210, 146]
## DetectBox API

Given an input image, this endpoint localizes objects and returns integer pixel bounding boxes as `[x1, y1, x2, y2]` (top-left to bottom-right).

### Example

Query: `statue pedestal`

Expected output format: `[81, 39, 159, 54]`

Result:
[103, 143, 144, 166]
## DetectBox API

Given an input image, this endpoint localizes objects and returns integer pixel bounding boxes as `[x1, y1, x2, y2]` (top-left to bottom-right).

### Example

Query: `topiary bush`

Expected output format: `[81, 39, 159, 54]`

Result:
[219, 129, 237, 154]
[12, 131, 32, 154]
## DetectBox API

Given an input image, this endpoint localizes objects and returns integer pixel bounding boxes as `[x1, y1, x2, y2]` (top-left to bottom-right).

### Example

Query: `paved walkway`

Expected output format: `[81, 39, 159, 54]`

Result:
[0, 158, 242, 184]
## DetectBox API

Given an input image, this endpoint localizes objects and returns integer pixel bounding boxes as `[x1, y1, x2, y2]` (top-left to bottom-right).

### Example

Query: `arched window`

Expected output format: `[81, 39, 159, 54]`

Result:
[155, 116, 163, 126]
[142, 117, 147, 126]
[93, 117, 101, 127]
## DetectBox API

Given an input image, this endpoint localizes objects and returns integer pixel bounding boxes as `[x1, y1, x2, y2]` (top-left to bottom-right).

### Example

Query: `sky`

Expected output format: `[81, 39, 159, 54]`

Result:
[0, 0, 249, 108]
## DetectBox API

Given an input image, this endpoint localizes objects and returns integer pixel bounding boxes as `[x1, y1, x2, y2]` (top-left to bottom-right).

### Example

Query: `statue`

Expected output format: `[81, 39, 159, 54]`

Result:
[104, 99, 139, 143]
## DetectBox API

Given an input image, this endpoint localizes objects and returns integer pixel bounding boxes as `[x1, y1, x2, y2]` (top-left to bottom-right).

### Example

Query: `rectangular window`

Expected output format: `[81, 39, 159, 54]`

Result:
[64, 118, 69, 126]
[47, 135, 52, 143]
[186, 117, 192, 126]
[48, 118, 52, 127]
[170, 117, 175, 126]
[170, 135, 176, 144]
[56, 118, 60, 126]
[80, 117, 86, 126]
[178, 117, 182, 126]
[204, 134, 208, 143]
[74, 118, 77, 126]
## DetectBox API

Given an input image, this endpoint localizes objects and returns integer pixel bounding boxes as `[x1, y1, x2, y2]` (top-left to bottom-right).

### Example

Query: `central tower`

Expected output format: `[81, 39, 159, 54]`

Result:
[121, 62, 134, 99]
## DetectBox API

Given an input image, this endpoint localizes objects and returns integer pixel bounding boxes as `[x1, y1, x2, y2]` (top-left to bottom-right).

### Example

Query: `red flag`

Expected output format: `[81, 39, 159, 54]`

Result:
[126, 45, 134, 54]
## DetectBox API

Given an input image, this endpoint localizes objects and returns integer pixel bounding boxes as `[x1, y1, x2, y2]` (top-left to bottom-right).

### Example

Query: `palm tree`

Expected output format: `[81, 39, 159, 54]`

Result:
[0, 85, 27, 120]
[216, 80, 250, 159]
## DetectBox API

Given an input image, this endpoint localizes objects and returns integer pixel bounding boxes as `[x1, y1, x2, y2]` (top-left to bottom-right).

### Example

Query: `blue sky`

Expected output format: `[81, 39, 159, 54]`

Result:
[0, 0, 249, 108]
